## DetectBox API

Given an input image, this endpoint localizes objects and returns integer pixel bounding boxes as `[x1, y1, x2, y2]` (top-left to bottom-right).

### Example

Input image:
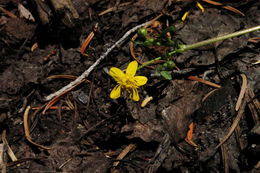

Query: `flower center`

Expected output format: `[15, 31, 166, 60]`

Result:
[122, 75, 138, 89]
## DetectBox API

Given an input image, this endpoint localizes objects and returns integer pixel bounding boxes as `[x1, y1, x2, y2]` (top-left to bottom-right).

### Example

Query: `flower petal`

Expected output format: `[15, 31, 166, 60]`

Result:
[110, 85, 121, 99]
[134, 76, 148, 86]
[109, 67, 125, 83]
[126, 61, 138, 77]
[129, 88, 139, 101]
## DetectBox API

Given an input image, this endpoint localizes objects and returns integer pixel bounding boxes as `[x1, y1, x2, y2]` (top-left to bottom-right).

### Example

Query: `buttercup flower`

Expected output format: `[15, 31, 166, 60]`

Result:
[109, 61, 148, 101]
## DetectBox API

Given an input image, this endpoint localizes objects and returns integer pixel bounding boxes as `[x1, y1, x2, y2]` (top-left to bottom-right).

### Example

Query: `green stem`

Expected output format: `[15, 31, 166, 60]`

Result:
[169, 25, 260, 56]
[138, 57, 162, 69]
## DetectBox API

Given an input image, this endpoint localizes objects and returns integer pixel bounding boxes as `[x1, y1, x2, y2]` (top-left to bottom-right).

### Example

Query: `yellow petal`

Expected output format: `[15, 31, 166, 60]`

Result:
[109, 67, 125, 83]
[196, 2, 204, 12]
[129, 88, 139, 101]
[126, 61, 138, 77]
[110, 85, 121, 99]
[181, 11, 189, 21]
[134, 76, 148, 86]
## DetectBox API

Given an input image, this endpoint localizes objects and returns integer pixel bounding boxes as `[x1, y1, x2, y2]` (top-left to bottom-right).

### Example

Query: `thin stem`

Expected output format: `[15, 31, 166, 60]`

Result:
[138, 57, 162, 69]
[169, 25, 260, 56]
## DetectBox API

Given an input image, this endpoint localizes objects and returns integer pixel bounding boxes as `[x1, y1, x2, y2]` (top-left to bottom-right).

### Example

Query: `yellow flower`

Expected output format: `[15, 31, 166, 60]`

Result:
[109, 61, 148, 101]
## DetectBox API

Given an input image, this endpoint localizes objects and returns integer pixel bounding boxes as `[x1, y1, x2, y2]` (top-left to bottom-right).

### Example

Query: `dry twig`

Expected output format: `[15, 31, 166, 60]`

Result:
[44, 20, 155, 101]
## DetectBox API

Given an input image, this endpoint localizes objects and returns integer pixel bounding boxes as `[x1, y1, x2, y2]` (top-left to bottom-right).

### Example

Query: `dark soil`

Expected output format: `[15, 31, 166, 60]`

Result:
[0, 0, 259, 173]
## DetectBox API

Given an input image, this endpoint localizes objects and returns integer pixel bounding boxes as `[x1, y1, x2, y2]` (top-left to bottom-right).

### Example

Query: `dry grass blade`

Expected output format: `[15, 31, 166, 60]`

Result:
[248, 37, 260, 43]
[219, 138, 229, 173]
[58, 158, 73, 170]
[202, 0, 245, 16]
[80, 23, 98, 56]
[47, 74, 78, 80]
[23, 106, 51, 150]
[215, 88, 248, 149]
[130, 34, 144, 64]
[235, 74, 247, 111]
[0, 142, 6, 173]
[32, 106, 71, 110]
[98, 2, 131, 16]
[2, 130, 17, 162]
[188, 76, 221, 88]
[222, 6, 245, 16]
[248, 88, 260, 123]
[185, 123, 198, 147]
[47, 74, 90, 83]
[202, 89, 218, 102]
[0, 6, 17, 18]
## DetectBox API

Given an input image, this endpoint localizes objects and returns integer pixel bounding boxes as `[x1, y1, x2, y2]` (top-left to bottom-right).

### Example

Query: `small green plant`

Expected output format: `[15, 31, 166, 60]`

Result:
[136, 25, 260, 80]
[135, 27, 180, 80]
[136, 26, 177, 47]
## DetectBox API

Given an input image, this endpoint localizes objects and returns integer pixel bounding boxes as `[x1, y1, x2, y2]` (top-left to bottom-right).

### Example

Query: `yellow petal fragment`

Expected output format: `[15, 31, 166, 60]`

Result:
[134, 76, 148, 86]
[109, 67, 125, 83]
[110, 85, 121, 99]
[196, 2, 205, 12]
[126, 61, 138, 77]
[181, 11, 190, 21]
[129, 88, 139, 101]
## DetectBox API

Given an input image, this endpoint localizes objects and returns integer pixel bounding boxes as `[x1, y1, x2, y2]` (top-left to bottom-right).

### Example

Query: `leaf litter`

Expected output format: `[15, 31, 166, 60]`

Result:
[0, 0, 259, 172]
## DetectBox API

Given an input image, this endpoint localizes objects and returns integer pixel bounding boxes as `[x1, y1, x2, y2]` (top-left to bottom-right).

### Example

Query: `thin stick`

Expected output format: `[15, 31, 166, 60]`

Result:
[44, 21, 152, 101]
[113, 143, 136, 167]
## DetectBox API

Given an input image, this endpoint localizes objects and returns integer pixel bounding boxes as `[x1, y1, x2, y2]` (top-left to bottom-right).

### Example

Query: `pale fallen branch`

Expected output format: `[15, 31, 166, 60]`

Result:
[44, 21, 153, 101]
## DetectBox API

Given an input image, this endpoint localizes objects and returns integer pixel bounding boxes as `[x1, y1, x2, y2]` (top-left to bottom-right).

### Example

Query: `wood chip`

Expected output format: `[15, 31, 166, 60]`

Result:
[18, 3, 35, 22]
[113, 143, 136, 167]
[141, 96, 153, 107]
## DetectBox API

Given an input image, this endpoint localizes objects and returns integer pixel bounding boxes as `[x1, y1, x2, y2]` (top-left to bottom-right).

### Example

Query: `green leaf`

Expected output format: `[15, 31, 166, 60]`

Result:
[160, 71, 172, 80]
